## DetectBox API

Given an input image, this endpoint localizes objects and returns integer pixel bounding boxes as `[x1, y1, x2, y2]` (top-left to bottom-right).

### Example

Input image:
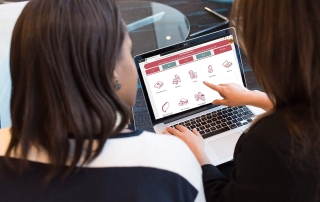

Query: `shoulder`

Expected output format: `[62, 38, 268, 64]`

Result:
[0, 127, 11, 156]
[109, 130, 200, 162]
[109, 130, 200, 164]
[0, 129, 205, 200]
[88, 131, 203, 191]
[139, 131, 199, 158]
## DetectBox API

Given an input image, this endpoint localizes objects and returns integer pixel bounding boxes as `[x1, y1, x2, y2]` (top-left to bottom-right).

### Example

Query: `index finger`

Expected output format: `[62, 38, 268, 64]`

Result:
[203, 81, 223, 93]
[175, 125, 190, 132]
[165, 126, 183, 138]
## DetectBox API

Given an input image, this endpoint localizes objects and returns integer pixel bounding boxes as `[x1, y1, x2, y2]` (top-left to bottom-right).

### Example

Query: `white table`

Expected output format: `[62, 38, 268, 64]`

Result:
[0, 2, 27, 128]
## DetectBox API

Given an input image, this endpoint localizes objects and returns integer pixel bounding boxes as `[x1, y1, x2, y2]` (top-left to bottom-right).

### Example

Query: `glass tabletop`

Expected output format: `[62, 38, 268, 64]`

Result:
[117, 1, 260, 132]
[117, 1, 190, 56]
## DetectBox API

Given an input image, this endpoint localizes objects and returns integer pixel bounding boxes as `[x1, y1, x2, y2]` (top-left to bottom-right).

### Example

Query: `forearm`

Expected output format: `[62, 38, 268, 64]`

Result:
[247, 90, 273, 111]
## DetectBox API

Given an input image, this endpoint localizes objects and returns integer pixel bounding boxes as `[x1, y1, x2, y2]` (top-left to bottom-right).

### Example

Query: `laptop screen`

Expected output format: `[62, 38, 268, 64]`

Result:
[137, 32, 244, 120]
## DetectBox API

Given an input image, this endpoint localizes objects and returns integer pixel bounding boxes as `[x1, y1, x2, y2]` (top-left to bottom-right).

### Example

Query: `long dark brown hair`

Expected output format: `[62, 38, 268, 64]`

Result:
[6, 0, 130, 180]
[231, 0, 320, 198]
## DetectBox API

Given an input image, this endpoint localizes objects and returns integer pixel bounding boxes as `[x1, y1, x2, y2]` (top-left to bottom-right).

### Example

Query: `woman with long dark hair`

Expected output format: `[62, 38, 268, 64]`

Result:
[0, 0, 205, 201]
[166, 0, 320, 201]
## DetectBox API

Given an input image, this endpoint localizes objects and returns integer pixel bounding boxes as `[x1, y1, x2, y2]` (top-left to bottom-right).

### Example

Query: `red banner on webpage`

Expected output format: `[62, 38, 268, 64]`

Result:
[214, 45, 232, 55]
[144, 40, 230, 69]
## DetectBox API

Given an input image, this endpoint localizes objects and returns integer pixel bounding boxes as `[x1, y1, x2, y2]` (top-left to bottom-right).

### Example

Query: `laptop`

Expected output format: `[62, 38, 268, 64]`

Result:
[134, 28, 264, 165]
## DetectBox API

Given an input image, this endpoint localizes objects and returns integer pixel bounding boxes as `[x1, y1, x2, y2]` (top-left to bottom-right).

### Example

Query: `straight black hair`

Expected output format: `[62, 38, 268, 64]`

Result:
[232, 0, 320, 198]
[7, 0, 130, 181]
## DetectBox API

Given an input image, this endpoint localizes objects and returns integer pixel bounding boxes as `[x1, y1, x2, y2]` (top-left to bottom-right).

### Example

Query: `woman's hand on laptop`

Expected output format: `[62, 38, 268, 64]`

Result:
[203, 81, 273, 111]
[163, 126, 211, 166]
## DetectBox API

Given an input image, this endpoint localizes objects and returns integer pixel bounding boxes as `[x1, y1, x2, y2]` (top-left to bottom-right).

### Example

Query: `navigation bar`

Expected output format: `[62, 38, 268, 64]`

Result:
[145, 41, 234, 76]
[144, 39, 229, 69]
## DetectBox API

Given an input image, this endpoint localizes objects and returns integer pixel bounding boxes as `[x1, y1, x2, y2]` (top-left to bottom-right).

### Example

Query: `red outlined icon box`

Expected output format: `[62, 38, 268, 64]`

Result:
[208, 65, 213, 73]
[162, 102, 170, 112]
[178, 98, 188, 106]
[172, 75, 181, 85]
[154, 81, 164, 89]
[222, 60, 233, 68]
[195, 92, 205, 101]
[189, 70, 197, 79]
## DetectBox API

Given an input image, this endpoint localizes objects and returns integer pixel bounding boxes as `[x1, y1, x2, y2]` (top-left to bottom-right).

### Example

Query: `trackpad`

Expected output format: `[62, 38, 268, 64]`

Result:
[208, 133, 241, 159]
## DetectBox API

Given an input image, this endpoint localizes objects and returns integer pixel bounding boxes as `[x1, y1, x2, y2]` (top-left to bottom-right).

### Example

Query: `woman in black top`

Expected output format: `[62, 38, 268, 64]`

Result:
[165, 0, 320, 201]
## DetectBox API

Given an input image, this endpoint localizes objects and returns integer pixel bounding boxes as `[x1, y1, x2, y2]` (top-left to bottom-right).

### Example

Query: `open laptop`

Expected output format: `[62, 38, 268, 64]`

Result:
[134, 28, 264, 165]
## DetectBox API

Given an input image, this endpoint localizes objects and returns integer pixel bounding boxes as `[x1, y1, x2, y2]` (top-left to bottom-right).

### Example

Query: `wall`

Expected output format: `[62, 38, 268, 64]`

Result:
[0, 2, 27, 128]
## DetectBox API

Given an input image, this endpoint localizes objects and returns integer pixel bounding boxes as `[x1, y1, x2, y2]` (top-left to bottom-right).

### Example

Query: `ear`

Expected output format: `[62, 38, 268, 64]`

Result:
[113, 70, 119, 80]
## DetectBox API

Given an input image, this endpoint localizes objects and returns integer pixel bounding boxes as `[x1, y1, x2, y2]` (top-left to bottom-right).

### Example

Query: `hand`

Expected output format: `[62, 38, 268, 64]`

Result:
[163, 125, 210, 166]
[203, 81, 273, 111]
[203, 81, 253, 106]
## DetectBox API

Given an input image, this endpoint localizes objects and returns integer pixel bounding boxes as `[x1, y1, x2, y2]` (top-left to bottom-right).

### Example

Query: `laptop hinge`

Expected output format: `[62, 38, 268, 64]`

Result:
[163, 105, 216, 124]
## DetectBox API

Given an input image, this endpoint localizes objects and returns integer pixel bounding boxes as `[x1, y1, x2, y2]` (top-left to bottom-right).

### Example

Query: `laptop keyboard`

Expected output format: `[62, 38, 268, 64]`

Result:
[169, 106, 255, 139]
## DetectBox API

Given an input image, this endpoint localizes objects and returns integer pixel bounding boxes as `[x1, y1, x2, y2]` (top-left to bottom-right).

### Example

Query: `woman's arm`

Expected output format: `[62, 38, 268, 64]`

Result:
[163, 82, 274, 164]
[164, 124, 296, 202]
[163, 125, 211, 165]
[203, 81, 274, 111]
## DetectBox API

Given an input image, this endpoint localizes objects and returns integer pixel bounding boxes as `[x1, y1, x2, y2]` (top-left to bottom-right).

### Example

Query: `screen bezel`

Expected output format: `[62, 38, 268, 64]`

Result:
[134, 28, 247, 125]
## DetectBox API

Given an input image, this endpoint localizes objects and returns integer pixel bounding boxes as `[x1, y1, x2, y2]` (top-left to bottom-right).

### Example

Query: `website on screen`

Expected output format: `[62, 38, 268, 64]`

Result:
[139, 35, 244, 119]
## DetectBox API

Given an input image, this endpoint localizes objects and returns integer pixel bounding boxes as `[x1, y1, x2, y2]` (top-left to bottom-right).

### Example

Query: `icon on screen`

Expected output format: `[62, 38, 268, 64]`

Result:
[154, 81, 164, 89]
[178, 98, 188, 106]
[222, 60, 233, 68]
[172, 75, 181, 85]
[195, 92, 205, 101]
[189, 70, 197, 79]
[208, 65, 213, 73]
[162, 102, 170, 112]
